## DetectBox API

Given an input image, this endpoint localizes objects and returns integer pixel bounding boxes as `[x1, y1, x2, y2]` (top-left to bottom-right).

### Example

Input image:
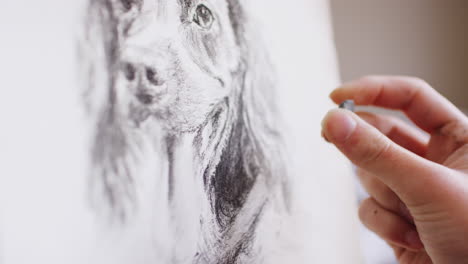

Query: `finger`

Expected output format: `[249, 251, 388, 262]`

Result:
[391, 245, 405, 260]
[359, 198, 424, 251]
[357, 168, 414, 223]
[390, 245, 433, 264]
[426, 121, 468, 164]
[321, 109, 449, 205]
[357, 168, 400, 211]
[356, 111, 429, 157]
[444, 144, 468, 172]
[330, 76, 468, 134]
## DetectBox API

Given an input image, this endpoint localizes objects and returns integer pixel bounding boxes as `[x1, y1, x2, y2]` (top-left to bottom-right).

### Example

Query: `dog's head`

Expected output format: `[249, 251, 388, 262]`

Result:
[82, 0, 251, 133]
[80, 0, 287, 230]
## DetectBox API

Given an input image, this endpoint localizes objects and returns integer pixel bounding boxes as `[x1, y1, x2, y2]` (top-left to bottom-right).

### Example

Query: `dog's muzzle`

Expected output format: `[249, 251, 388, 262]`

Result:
[122, 61, 168, 105]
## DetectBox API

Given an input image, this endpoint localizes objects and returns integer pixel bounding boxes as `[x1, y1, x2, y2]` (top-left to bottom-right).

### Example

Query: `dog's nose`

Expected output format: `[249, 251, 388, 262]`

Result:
[123, 63, 166, 86]
[122, 62, 167, 105]
[135, 90, 158, 105]
[144, 67, 165, 87]
[123, 63, 137, 81]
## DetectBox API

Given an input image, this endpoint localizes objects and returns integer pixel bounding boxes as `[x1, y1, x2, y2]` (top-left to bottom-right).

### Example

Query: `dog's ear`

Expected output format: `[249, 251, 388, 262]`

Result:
[79, 0, 141, 222]
[230, 0, 289, 200]
[209, 0, 290, 231]
[78, 0, 118, 117]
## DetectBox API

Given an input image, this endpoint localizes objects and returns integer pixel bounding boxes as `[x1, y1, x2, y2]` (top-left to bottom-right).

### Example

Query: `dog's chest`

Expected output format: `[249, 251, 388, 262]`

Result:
[123, 133, 212, 263]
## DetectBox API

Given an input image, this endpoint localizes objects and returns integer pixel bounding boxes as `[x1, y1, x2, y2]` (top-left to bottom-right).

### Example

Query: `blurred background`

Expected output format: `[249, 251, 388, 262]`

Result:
[330, 1, 468, 263]
[331, 0, 468, 111]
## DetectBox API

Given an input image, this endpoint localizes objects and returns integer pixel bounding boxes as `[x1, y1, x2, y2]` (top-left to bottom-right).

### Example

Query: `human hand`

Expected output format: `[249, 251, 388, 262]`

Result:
[321, 76, 468, 264]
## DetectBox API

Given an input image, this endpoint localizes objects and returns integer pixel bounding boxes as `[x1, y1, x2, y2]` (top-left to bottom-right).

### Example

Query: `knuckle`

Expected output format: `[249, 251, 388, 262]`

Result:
[356, 167, 369, 180]
[444, 143, 468, 170]
[359, 134, 392, 168]
[440, 120, 468, 143]
[407, 77, 432, 92]
[360, 173, 401, 211]
[358, 198, 376, 223]
[359, 75, 380, 85]
[358, 198, 372, 222]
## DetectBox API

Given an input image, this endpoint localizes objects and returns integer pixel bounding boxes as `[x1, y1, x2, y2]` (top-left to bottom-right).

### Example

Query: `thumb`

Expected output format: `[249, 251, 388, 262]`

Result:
[322, 109, 450, 206]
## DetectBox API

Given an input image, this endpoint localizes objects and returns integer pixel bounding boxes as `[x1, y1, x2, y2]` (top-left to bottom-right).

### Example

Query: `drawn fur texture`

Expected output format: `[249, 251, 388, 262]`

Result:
[79, 0, 290, 263]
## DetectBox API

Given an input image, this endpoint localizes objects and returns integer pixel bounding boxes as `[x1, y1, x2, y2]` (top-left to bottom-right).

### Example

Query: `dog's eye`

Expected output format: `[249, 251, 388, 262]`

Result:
[193, 4, 214, 29]
[121, 0, 135, 11]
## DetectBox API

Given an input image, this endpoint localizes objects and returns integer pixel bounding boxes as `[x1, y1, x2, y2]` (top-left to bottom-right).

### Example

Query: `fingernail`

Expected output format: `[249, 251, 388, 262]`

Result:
[321, 130, 331, 143]
[321, 109, 357, 144]
[329, 88, 339, 100]
[405, 230, 424, 249]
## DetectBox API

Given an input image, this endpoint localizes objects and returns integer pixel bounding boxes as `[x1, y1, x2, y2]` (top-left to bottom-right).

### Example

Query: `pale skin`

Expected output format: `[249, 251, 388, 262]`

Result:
[321, 76, 468, 264]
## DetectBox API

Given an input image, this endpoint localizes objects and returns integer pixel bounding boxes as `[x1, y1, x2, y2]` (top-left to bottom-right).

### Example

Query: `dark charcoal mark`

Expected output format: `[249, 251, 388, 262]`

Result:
[219, 204, 264, 264]
[197, 107, 225, 186]
[193, 4, 215, 29]
[194, 202, 265, 264]
[166, 135, 177, 201]
[121, 0, 134, 11]
[123, 62, 136, 81]
[209, 100, 260, 230]
[98, 0, 121, 121]
[135, 92, 156, 105]
[178, 0, 193, 23]
[120, 0, 143, 12]
[339, 100, 355, 112]
[91, 110, 138, 221]
[226, 0, 246, 47]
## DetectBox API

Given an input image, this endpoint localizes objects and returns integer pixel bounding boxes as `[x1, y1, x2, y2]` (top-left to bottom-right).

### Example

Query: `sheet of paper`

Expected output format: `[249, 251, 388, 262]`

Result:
[0, 0, 361, 263]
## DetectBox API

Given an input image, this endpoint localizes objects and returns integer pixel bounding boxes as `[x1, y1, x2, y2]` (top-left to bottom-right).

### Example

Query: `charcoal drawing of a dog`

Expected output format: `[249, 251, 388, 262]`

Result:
[79, 0, 290, 263]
